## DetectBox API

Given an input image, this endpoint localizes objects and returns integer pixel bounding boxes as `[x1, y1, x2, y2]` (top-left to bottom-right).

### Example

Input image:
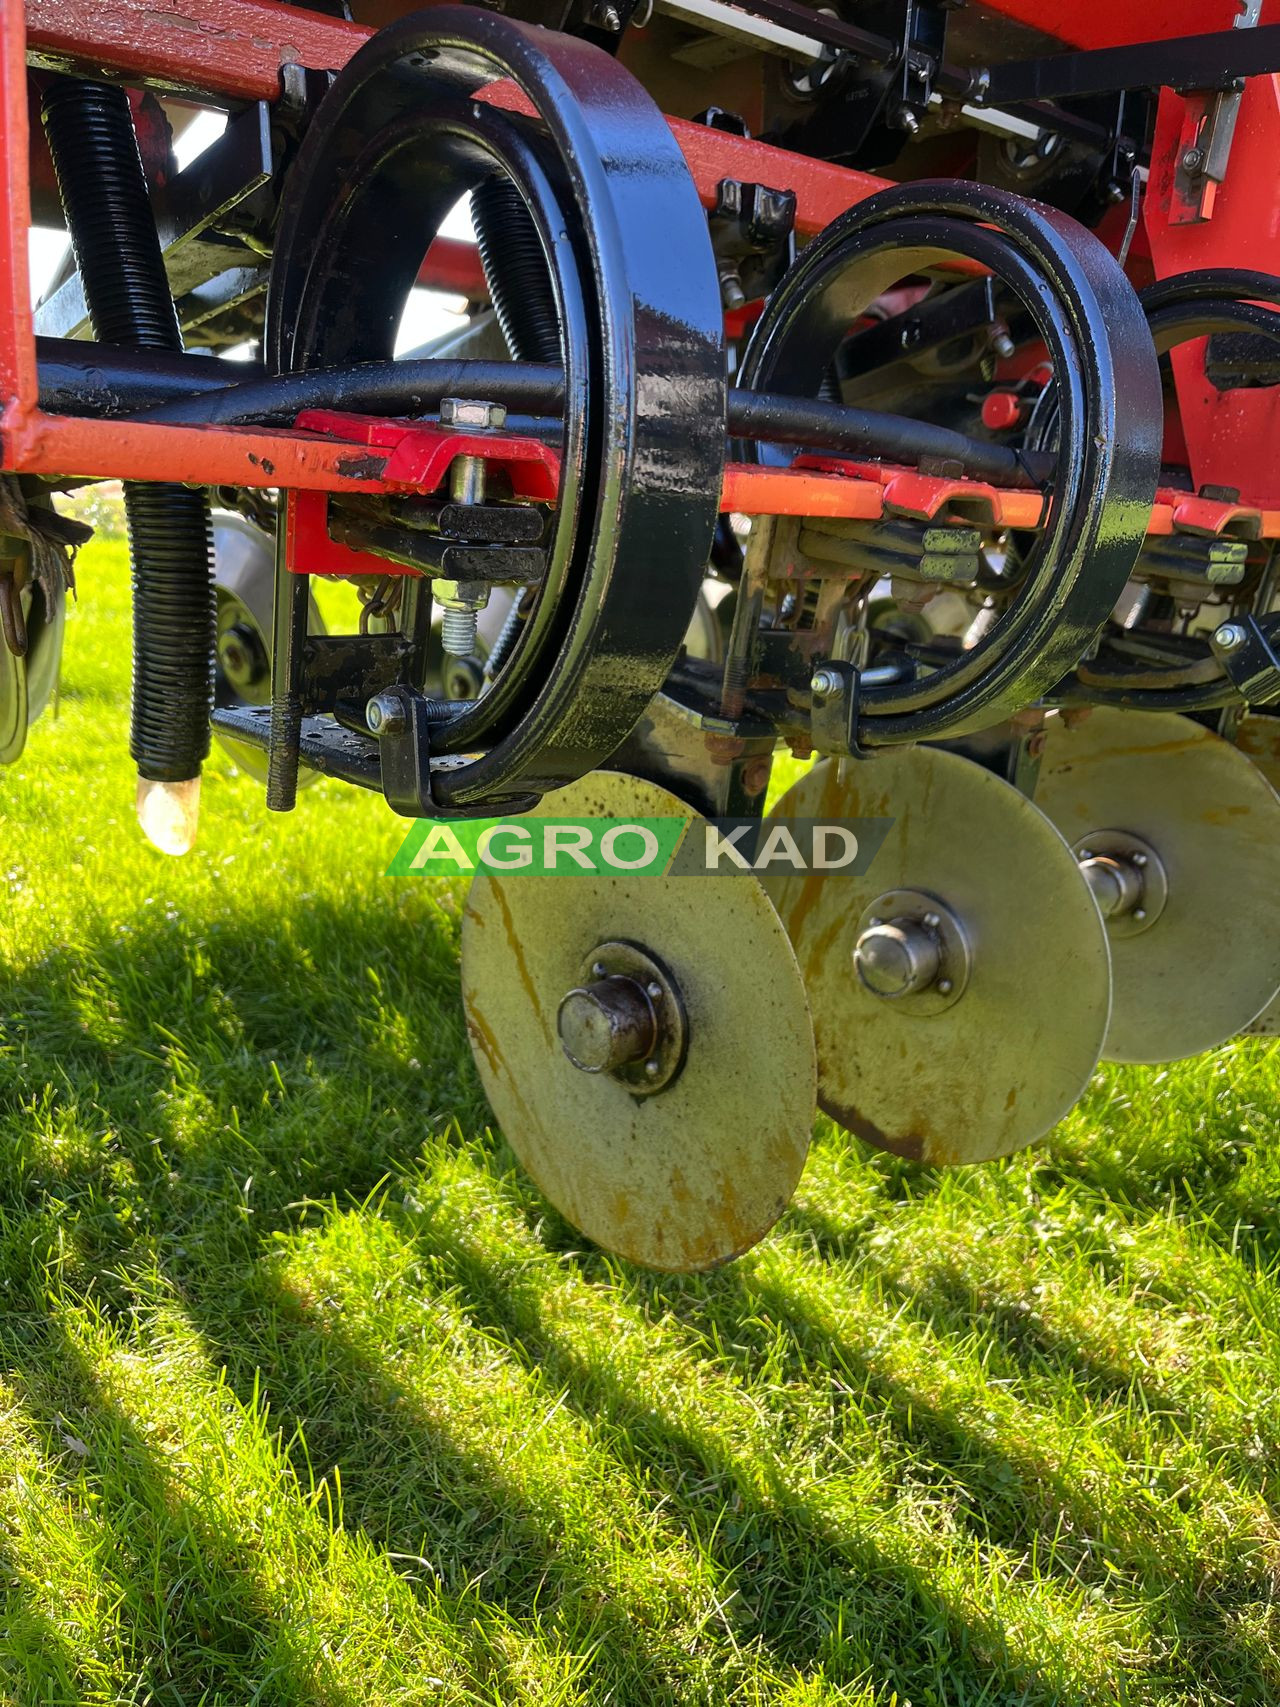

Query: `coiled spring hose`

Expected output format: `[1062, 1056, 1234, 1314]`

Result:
[42, 80, 215, 805]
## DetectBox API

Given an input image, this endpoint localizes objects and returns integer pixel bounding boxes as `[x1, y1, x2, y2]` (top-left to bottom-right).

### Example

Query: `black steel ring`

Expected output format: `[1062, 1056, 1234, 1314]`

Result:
[737, 180, 1162, 743]
[266, 6, 725, 807]
[1057, 268, 1280, 712]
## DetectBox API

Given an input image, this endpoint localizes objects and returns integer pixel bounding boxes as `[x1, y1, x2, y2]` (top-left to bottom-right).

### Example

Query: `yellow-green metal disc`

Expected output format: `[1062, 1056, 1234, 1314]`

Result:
[1036, 710, 1280, 1061]
[461, 772, 816, 1271]
[763, 746, 1112, 1166]
[1231, 717, 1280, 1038]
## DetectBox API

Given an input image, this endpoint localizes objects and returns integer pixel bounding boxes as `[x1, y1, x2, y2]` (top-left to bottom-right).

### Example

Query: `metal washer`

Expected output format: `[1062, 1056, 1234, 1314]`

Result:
[461, 771, 817, 1272]
[763, 745, 1112, 1166]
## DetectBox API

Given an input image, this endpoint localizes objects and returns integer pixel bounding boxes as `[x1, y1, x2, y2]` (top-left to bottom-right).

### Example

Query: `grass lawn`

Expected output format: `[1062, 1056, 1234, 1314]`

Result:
[1, 538, 1279, 1706]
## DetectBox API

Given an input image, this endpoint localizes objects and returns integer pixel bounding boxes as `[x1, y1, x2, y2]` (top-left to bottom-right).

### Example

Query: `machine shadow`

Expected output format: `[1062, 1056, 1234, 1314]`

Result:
[788, 1190, 1280, 1489]
[0, 1294, 359, 1706]
[0, 906, 713, 1699]
[411, 1203, 1280, 1707]
[0, 900, 1270, 1703]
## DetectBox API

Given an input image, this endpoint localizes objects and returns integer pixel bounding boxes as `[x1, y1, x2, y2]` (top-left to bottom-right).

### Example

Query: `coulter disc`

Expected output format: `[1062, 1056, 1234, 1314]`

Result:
[0, 639, 26, 766]
[1234, 718, 1280, 1038]
[1036, 709, 1280, 1061]
[460, 772, 816, 1271]
[762, 747, 1112, 1165]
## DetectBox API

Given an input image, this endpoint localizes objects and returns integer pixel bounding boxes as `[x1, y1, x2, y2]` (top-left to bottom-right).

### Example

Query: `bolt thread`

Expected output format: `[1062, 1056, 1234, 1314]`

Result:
[441, 608, 480, 657]
[485, 587, 527, 678]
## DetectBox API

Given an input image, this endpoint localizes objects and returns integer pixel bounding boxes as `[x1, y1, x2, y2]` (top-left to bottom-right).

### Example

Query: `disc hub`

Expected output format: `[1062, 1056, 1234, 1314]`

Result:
[853, 889, 971, 1015]
[558, 939, 687, 1094]
[1071, 829, 1167, 938]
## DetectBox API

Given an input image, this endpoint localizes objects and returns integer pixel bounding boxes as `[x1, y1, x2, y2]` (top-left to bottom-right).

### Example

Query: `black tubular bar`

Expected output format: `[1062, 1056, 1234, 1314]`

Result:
[727, 390, 1051, 485]
[980, 22, 1280, 107]
[36, 339, 1048, 487]
[657, 0, 1280, 112]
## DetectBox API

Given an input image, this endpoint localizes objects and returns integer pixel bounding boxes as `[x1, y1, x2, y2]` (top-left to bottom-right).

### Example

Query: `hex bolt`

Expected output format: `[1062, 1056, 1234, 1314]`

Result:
[439, 397, 507, 430]
[1182, 146, 1205, 172]
[1214, 621, 1248, 651]
[991, 325, 1016, 361]
[810, 666, 844, 698]
[894, 105, 920, 135]
[366, 692, 407, 737]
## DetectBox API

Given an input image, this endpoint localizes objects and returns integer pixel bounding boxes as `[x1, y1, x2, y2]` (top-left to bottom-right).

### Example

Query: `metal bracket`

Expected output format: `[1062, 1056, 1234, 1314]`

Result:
[1211, 614, 1280, 705]
[1169, 0, 1262, 224]
[372, 685, 540, 819]
[708, 178, 797, 310]
[809, 658, 866, 759]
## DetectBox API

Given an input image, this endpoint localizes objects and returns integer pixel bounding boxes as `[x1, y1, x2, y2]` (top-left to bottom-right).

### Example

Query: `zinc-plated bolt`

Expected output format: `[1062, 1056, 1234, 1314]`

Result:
[810, 667, 843, 698]
[439, 397, 507, 430]
[1214, 621, 1248, 650]
[441, 607, 480, 658]
[366, 692, 407, 737]
[894, 104, 920, 136]
[991, 327, 1016, 361]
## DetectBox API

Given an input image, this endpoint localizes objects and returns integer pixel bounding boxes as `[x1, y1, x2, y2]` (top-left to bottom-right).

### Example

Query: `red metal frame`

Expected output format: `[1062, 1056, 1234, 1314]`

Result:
[3, 0, 890, 495]
[6, 0, 1280, 522]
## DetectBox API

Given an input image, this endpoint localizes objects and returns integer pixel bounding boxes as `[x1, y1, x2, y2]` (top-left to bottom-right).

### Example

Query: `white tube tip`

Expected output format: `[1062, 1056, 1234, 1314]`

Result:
[136, 774, 201, 856]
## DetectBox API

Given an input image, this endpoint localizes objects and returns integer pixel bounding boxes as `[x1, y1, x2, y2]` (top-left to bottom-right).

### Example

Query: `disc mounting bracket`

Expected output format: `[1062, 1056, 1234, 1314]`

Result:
[1210, 613, 1280, 706]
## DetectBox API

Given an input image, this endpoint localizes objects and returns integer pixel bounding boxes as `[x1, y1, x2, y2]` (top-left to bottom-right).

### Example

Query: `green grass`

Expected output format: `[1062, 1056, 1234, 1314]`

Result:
[1, 539, 1279, 1706]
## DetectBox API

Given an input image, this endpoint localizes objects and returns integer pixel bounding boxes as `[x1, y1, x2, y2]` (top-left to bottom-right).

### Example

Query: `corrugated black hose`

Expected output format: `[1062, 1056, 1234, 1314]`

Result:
[470, 175, 563, 365]
[42, 79, 215, 789]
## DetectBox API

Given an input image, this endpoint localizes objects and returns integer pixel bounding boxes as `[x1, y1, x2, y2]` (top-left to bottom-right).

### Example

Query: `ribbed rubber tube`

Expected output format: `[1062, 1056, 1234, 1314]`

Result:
[41, 79, 214, 783]
[471, 175, 563, 363]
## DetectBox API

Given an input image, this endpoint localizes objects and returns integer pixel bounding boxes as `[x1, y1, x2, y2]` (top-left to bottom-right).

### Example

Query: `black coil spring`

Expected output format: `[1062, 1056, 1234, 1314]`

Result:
[470, 175, 563, 364]
[42, 79, 214, 784]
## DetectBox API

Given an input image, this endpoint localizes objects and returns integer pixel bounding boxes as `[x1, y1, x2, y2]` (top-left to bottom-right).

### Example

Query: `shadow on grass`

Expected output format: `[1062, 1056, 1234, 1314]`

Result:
[0, 902, 1277, 1702]
[0, 1283, 359, 1706]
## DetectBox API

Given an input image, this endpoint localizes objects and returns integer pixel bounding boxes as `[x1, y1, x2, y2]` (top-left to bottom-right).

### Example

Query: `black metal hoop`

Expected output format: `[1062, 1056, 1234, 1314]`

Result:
[738, 180, 1163, 744]
[267, 6, 726, 807]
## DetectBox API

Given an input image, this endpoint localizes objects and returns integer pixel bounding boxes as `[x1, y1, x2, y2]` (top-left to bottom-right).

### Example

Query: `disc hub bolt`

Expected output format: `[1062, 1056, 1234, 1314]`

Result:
[217, 621, 267, 691]
[852, 891, 970, 1012]
[855, 917, 942, 998]
[558, 976, 657, 1074]
[1077, 851, 1144, 920]
[1072, 831, 1167, 938]
[557, 940, 688, 1094]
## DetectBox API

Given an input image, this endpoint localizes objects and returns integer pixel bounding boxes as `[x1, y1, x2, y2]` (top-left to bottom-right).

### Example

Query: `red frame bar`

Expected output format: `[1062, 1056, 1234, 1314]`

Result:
[4, 0, 889, 492]
[10, 0, 1280, 518]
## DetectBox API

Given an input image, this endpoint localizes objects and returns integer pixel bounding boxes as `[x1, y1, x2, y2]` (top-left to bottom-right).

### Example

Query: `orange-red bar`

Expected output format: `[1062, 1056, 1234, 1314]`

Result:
[25, 0, 368, 103]
[24, 0, 890, 237]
